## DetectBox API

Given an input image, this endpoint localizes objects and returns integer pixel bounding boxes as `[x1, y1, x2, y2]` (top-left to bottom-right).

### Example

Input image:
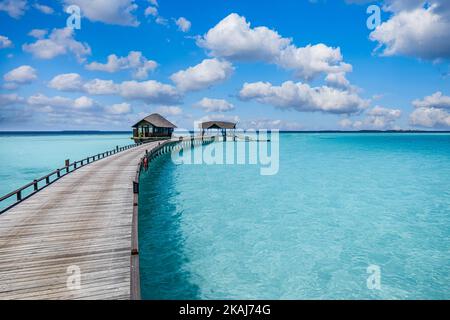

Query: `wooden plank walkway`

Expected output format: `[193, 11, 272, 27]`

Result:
[0, 142, 159, 300]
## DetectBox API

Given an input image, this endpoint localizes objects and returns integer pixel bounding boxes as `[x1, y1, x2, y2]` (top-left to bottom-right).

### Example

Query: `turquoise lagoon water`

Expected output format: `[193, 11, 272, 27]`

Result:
[0, 132, 131, 209]
[139, 133, 450, 299]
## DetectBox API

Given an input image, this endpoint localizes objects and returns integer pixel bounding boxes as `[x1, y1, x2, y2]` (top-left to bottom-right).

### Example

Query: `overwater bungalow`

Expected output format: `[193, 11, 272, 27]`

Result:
[200, 121, 237, 141]
[132, 113, 177, 142]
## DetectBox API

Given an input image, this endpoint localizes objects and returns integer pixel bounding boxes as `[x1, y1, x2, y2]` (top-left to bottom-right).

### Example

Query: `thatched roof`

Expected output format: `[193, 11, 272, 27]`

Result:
[201, 121, 236, 130]
[132, 113, 177, 128]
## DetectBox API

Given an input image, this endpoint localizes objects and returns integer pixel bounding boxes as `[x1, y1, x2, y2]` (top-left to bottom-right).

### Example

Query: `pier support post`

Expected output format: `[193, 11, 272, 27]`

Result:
[133, 181, 139, 194]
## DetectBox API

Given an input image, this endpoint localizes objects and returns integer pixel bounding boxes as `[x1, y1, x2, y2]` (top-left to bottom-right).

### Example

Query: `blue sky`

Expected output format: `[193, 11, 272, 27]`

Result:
[0, 0, 449, 131]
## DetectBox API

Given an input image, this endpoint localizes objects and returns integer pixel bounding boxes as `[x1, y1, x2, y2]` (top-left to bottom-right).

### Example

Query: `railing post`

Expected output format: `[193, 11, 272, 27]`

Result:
[33, 180, 38, 191]
[65, 159, 70, 173]
[17, 190, 22, 201]
[57, 169, 60, 178]
[46, 176, 50, 184]
[133, 181, 139, 194]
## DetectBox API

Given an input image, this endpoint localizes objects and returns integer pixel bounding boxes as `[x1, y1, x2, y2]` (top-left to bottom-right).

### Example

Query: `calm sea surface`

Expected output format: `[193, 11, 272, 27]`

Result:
[138, 133, 450, 299]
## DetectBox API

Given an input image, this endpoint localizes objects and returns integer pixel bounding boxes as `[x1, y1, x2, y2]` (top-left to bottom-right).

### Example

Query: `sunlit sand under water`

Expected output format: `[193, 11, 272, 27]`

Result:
[139, 133, 450, 299]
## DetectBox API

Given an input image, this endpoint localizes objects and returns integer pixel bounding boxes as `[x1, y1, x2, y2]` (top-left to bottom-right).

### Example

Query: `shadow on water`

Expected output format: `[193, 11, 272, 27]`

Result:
[138, 153, 201, 300]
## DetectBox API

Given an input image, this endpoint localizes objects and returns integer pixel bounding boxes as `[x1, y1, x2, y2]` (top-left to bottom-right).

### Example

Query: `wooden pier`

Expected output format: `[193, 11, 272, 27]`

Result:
[0, 141, 165, 300]
[0, 136, 214, 300]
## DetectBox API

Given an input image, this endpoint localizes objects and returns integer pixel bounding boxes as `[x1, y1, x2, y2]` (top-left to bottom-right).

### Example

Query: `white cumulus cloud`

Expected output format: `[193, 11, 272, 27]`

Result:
[340, 106, 402, 130]
[0, 93, 24, 106]
[3, 65, 37, 84]
[197, 13, 352, 80]
[22, 28, 91, 62]
[409, 91, 450, 128]
[0, 35, 13, 49]
[28, 29, 47, 39]
[83, 79, 118, 95]
[144, 6, 158, 17]
[27, 93, 73, 108]
[170, 58, 234, 92]
[410, 107, 450, 128]
[325, 72, 352, 90]
[47, 74, 182, 105]
[33, 3, 53, 14]
[155, 106, 183, 116]
[106, 102, 132, 114]
[239, 81, 369, 114]
[0, 0, 27, 18]
[370, 1, 450, 60]
[118, 80, 182, 105]
[63, 0, 139, 26]
[85, 51, 158, 80]
[27, 93, 95, 110]
[48, 73, 83, 91]
[412, 91, 450, 109]
[73, 96, 95, 109]
[175, 17, 191, 32]
[193, 97, 234, 112]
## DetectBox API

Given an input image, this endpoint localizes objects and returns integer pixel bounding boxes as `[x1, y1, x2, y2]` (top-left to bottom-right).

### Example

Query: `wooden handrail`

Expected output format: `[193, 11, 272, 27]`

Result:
[129, 139, 179, 300]
[0, 141, 147, 214]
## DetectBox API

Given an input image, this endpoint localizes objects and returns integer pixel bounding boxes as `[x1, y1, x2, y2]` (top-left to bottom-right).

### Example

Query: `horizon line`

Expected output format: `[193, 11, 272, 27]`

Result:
[1, 130, 450, 134]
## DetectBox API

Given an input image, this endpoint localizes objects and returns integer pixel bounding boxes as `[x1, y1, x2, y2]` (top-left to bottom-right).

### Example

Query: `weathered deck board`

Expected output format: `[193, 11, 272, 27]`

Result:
[0, 142, 159, 300]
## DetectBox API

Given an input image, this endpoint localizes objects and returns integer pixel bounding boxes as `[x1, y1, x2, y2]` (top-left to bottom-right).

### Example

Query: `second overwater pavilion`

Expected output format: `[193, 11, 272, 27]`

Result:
[200, 121, 237, 140]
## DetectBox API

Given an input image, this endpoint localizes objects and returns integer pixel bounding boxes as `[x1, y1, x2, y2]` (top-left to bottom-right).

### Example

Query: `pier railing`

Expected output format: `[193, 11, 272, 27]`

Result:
[0, 141, 148, 214]
[129, 136, 216, 300]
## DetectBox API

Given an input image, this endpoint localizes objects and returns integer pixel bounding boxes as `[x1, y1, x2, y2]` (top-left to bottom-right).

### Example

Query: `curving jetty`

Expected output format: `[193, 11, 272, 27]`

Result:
[0, 139, 178, 300]
[0, 136, 214, 300]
